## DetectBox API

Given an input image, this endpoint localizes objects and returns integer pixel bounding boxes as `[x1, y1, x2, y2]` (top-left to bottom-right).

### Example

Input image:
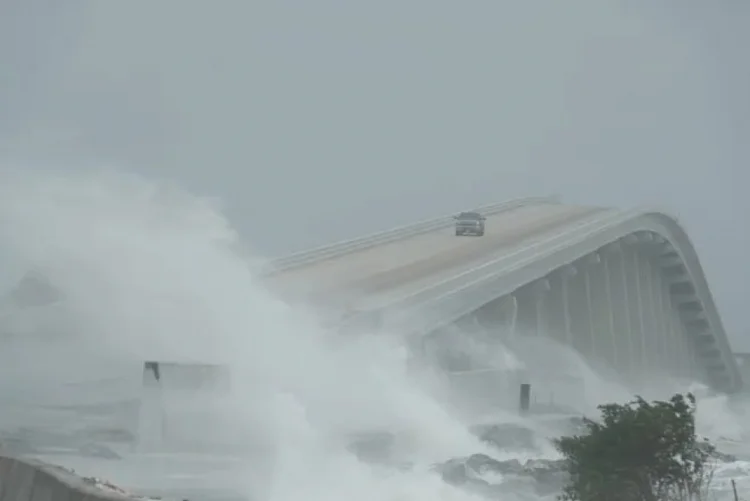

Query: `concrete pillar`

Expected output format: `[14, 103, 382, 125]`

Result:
[672, 308, 697, 381]
[545, 272, 568, 346]
[500, 294, 518, 341]
[624, 246, 647, 372]
[583, 262, 598, 360]
[659, 264, 688, 377]
[588, 252, 617, 368]
[682, 324, 707, 384]
[666, 299, 681, 376]
[651, 258, 669, 372]
[533, 279, 551, 338]
[515, 284, 537, 337]
[639, 255, 661, 373]
[605, 247, 632, 373]
[473, 294, 518, 342]
[559, 265, 577, 348]
[664, 293, 688, 378]
[567, 262, 594, 359]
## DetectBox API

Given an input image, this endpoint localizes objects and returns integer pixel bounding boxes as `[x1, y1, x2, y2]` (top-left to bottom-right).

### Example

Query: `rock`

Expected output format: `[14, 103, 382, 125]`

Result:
[466, 454, 523, 475]
[522, 459, 568, 495]
[435, 454, 569, 498]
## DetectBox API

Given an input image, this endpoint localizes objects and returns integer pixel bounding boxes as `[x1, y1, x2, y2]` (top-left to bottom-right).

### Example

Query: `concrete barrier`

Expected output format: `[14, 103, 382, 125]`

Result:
[0, 455, 139, 501]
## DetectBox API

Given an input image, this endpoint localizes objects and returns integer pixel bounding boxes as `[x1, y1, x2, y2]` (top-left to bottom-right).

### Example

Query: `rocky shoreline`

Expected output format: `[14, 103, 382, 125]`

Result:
[347, 418, 739, 499]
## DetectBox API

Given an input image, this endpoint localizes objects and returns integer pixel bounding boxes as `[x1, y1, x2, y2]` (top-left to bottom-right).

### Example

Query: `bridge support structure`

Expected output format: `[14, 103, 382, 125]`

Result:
[429, 231, 730, 394]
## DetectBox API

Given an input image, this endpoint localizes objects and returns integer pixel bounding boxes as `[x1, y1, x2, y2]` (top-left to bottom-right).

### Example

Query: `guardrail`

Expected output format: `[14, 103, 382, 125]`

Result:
[263, 195, 561, 274]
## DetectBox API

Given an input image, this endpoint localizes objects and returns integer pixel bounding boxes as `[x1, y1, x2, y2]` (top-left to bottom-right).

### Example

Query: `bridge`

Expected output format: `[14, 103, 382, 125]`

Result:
[261, 196, 742, 395]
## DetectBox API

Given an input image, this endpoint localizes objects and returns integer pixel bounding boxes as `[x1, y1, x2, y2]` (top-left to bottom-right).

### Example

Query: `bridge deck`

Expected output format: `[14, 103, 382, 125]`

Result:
[264, 204, 608, 310]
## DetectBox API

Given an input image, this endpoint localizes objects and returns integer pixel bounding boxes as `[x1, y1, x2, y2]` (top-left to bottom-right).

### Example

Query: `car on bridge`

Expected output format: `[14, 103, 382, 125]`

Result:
[453, 211, 486, 236]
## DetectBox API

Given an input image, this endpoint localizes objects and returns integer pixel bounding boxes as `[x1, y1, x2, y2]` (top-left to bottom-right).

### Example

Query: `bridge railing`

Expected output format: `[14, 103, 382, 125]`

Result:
[263, 195, 561, 273]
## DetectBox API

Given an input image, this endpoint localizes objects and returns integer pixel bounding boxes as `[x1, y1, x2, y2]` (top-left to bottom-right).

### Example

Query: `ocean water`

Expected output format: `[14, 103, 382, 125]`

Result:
[0, 166, 746, 501]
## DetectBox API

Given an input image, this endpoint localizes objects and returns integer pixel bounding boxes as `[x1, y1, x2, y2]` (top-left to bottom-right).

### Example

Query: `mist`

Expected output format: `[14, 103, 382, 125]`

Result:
[1, 2, 748, 345]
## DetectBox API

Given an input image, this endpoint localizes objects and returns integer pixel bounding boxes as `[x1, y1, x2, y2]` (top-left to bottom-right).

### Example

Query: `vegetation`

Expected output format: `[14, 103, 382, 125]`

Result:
[555, 393, 715, 501]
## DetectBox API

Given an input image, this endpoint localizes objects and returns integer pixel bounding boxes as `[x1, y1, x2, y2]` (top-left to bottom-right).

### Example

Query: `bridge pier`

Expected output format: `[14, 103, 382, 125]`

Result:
[463, 240, 719, 389]
[410, 231, 732, 392]
[593, 250, 619, 370]
[533, 278, 551, 338]
[666, 287, 692, 380]
[496, 294, 518, 342]
[567, 259, 596, 361]
[659, 243, 716, 384]
[638, 248, 662, 372]
[545, 274, 566, 345]
[514, 284, 538, 337]
[465, 294, 519, 342]
[606, 243, 635, 376]
[621, 239, 646, 373]
[559, 265, 577, 348]
[651, 251, 670, 373]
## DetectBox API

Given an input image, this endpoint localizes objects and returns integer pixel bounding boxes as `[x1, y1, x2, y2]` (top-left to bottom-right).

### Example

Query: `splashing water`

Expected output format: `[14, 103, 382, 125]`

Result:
[0, 166, 490, 500]
[0, 165, 747, 501]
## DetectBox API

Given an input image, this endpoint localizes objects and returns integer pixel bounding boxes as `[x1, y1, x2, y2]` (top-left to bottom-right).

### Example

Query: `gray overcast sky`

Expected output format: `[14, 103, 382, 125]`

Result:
[1, 1, 748, 347]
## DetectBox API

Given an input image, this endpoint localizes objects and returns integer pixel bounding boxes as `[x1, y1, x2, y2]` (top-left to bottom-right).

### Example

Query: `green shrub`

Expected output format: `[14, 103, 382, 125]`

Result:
[555, 393, 715, 501]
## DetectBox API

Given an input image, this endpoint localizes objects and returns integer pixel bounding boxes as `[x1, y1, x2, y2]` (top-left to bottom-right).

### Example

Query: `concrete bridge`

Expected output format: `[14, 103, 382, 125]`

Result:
[262, 196, 742, 394]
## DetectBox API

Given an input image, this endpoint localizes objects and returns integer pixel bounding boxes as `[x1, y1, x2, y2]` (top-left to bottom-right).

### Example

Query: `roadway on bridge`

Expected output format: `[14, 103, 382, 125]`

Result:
[263, 203, 609, 312]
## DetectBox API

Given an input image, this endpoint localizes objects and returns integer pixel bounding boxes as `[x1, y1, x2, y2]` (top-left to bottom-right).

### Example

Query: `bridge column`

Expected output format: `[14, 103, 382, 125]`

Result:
[650, 252, 670, 372]
[545, 269, 574, 347]
[665, 292, 690, 379]
[659, 245, 699, 380]
[603, 243, 634, 374]
[507, 294, 518, 340]
[567, 259, 595, 360]
[622, 236, 647, 373]
[514, 284, 538, 338]
[558, 265, 578, 348]
[638, 241, 664, 374]
[681, 306, 718, 386]
[475, 294, 519, 342]
[678, 311, 702, 382]
[533, 278, 552, 338]
[497, 294, 518, 341]
[586, 251, 617, 368]
[673, 295, 711, 385]
[662, 289, 678, 376]
[620, 242, 640, 376]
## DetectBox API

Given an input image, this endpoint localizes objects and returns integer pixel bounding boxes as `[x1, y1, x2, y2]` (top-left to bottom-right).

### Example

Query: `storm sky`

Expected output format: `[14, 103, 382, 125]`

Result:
[1, 1, 748, 347]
